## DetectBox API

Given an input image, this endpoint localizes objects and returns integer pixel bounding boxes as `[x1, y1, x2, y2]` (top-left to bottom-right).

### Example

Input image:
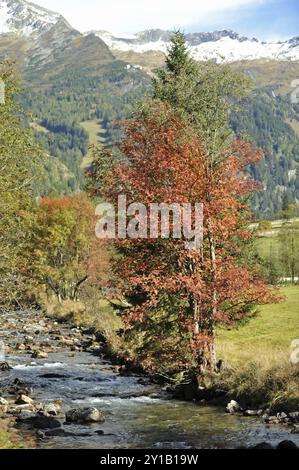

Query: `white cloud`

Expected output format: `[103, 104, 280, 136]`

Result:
[34, 0, 266, 33]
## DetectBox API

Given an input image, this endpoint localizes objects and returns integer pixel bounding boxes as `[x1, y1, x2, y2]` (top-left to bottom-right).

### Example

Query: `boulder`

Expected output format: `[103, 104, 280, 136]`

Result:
[24, 336, 34, 344]
[44, 403, 61, 416]
[60, 338, 76, 347]
[265, 415, 280, 424]
[6, 379, 31, 397]
[226, 400, 242, 414]
[65, 407, 105, 424]
[291, 425, 299, 434]
[45, 429, 93, 437]
[0, 404, 8, 414]
[0, 397, 8, 414]
[39, 373, 69, 379]
[24, 324, 44, 334]
[277, 412, 288, 421]
[0, 362, 12, 371]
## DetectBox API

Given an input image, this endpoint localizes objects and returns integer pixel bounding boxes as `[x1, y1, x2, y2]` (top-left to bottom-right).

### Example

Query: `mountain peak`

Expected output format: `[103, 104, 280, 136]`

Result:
[0, 0, 71, 36]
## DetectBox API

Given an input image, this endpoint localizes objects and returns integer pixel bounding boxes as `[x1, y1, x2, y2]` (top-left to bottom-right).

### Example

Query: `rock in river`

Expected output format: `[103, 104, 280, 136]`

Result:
[15, 394, 33, 405]
[44, 403, 61, 416]
[244, 409, 263, 417]
[251, 442, 274, 449]
[65, 407, 105, 424]
[276, 440, 298, 449]
[31, 350, 48, 359]
[0, 362, 12, 371]
[226, 400, 242, 414]
[17, 413, 62, 430]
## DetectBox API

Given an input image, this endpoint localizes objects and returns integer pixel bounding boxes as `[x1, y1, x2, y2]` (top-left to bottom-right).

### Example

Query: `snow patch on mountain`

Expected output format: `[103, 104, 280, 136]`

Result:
[91, 30, 299, 63]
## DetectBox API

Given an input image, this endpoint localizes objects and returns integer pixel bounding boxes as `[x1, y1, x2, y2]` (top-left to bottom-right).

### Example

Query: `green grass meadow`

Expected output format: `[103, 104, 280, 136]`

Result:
[80, 119, 107, 168]
[217, 285, 299, 367]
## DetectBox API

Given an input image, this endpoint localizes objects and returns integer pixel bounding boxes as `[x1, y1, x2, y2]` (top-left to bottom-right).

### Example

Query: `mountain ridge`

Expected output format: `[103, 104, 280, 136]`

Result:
[91, 29, 299, 63]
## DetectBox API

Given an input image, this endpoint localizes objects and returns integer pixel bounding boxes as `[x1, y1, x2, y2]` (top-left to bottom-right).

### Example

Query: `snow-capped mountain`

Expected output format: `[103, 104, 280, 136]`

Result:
[0, 0, 70, 36]
[91, 29, 299, 63]
[0, 0, 112, 73]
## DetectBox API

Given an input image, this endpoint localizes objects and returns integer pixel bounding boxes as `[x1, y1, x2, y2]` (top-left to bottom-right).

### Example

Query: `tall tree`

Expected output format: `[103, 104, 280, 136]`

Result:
[153, 34, 254, 366]
[90, 103, 278, 374]
[279, 224, 299, 283]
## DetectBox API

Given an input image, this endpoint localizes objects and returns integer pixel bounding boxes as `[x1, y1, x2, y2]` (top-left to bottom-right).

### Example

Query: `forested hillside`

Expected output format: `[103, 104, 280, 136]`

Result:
[21, 60, 149, 195]
[18, 60, 298, 217]
[231, 89, 299, 216]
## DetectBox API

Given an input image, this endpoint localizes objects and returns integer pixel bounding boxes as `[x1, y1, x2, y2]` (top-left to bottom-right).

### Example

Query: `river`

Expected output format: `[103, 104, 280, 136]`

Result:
[1, 310, 299, 449]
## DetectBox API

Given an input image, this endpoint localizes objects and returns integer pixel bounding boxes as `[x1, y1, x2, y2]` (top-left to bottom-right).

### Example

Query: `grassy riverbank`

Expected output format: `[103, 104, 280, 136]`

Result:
[216, 285, 299, 411]
[0, 419, 34, 449]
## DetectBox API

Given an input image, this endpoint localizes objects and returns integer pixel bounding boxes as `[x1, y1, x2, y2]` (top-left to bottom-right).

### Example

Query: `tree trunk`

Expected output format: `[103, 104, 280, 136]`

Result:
[207, 221, 217, 371]
[193, 300, 200, 335]
[291, 237, 295, 284]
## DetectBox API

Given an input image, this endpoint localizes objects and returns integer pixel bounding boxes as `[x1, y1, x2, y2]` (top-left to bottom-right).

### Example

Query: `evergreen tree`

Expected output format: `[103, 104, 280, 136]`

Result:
[165, 31, 195, 75]
[153, 32, 251, 161]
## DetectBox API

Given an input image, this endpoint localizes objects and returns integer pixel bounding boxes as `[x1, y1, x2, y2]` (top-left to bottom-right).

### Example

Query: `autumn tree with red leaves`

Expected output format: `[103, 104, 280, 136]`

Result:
[89, 103, 279, 374]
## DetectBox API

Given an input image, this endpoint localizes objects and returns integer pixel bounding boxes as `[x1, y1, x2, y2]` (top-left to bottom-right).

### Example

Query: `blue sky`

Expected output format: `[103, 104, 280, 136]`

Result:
[36, 0, 298, 40]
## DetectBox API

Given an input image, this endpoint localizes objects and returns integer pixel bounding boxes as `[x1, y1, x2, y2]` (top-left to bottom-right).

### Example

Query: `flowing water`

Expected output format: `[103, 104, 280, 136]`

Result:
[1, 310, 299, 449]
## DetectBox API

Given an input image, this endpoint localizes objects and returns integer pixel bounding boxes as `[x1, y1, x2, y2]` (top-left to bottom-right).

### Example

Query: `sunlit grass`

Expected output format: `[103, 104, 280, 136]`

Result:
[217, 285, 299, 368]
[80, 120, 107, 168]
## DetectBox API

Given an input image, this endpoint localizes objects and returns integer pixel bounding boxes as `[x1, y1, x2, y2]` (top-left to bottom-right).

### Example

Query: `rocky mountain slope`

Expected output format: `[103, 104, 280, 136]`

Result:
[0, 0, 67, 35]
